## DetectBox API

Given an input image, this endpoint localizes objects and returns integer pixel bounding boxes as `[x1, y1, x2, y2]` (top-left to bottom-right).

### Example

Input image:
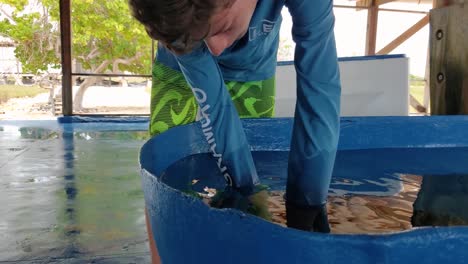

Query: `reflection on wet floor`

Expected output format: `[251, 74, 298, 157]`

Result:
[0, 126, 151, 263]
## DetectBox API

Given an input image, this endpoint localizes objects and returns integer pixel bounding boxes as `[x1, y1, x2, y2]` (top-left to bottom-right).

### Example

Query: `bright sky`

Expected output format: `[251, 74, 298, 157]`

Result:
[280, 4, 432, 77]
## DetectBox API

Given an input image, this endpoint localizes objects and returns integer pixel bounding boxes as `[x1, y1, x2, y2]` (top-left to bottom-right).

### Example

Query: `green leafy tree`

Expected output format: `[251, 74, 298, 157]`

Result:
[0, 0, 152, 111]
[0, 0, 60, 84]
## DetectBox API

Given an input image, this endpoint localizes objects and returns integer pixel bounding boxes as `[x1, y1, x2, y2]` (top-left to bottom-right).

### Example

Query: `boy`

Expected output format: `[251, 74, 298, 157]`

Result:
[130, 0, 341, 233]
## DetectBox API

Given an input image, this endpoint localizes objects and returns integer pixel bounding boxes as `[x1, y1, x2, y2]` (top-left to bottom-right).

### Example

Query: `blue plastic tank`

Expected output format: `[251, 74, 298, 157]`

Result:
[140, 117, 468, 264]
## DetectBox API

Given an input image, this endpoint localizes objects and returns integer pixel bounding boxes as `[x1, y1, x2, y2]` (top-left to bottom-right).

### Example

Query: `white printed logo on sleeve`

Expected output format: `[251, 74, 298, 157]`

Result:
[191, 87, 233, 186]
[249, 19, 276, 41]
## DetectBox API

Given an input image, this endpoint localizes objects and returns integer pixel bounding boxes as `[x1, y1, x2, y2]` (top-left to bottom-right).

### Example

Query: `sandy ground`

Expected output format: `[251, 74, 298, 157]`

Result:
[0, 86, 151, 120]
[0, 92, 55, 120]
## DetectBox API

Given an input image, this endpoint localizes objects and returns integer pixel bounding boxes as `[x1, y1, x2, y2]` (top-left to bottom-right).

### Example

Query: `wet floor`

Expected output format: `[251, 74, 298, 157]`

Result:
[0, 123, 151, 263]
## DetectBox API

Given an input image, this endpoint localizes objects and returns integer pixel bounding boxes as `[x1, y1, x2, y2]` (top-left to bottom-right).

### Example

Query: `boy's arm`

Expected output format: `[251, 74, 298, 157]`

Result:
[175, 45, 259, 194]
[285, 0, 341, 206]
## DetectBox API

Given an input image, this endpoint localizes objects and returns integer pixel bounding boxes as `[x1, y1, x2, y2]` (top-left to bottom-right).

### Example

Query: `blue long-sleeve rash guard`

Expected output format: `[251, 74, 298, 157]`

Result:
[157, 0, 341, 206]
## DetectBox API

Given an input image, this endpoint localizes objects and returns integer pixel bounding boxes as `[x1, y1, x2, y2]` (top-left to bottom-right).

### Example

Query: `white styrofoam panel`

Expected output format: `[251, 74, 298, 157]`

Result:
[275, 55, 409, 117]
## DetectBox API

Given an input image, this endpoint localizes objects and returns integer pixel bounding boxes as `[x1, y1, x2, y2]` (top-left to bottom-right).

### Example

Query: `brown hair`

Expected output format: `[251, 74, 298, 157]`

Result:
[129, 0, 233, 54]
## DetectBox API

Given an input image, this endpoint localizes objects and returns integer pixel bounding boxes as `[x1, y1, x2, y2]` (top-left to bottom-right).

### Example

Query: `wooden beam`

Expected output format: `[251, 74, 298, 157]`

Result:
[376, 0, 399, 5]
[376, 15, 429, 55]
[430, 4, 468, 115]
[434, 0, 459, 7]
[356, 0, 399, 9]
[365, 1, 379, 55]
[356, 0, 373, 8]
[59, 0, 73, 116]
[410, 94, 427, 113]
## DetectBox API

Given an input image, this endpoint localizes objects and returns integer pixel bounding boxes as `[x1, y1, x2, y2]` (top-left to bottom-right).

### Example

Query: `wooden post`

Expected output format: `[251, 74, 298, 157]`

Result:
[414, 2, 468, 228]
[365, 0, 379, 55]
[59, 0, 73, 116]
[421, 0, 442, 115]
[430, 3, 468, 115]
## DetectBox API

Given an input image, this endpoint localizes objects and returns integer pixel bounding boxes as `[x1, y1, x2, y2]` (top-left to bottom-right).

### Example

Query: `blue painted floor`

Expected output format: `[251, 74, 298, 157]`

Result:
[0, 120, 151, 263]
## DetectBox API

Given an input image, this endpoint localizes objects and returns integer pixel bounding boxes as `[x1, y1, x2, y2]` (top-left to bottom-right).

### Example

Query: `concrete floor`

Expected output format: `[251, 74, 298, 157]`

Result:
[0, 120, 151, 263]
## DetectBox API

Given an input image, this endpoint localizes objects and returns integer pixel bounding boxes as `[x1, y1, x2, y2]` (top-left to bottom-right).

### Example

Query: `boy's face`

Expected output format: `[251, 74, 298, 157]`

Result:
[202, 0, 258, 56]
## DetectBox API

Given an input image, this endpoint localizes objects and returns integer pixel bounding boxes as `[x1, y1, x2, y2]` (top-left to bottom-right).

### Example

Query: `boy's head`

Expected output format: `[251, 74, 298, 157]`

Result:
[129, 0, 258, 56]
